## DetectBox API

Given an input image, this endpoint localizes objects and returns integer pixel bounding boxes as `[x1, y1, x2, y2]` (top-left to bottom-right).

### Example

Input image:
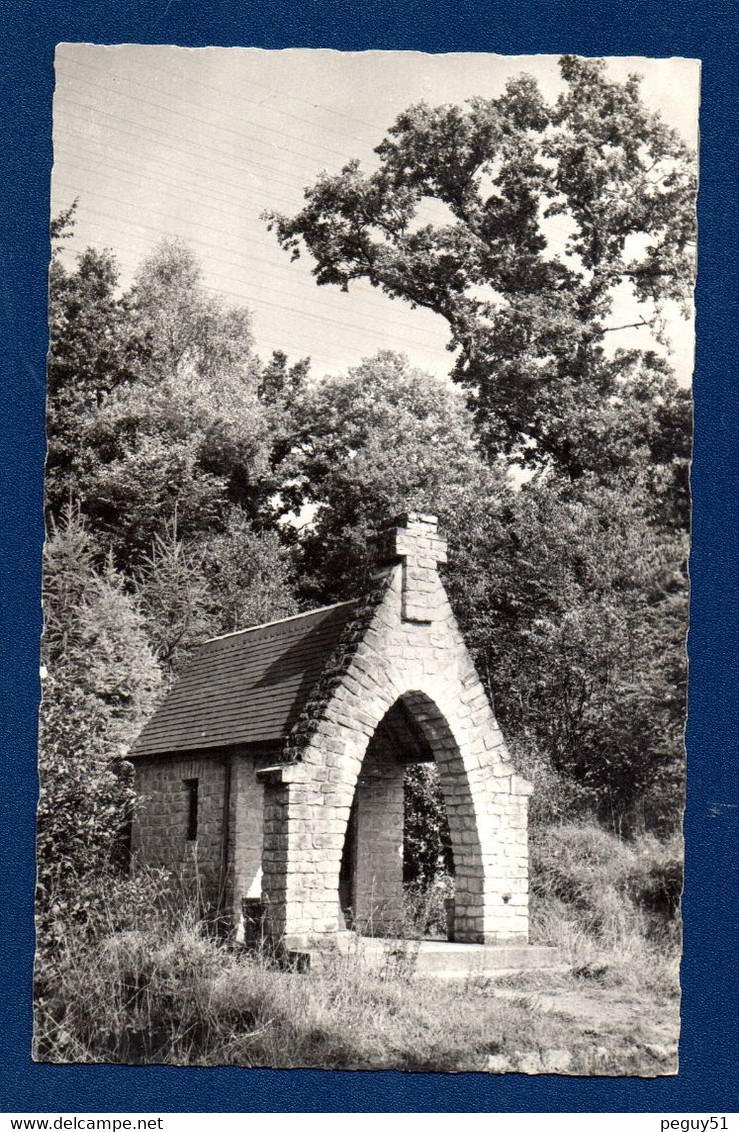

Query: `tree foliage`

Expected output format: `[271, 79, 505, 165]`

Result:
[275, 349, 505, 600]
[50, 238, 274, 567]
[404, 765, 454, 885]
[40, 231, 302, 935]
[445, 474, 688, 832]
[134, 509, 298, 682]
[267, 56, 695, 485]
[46, 245, 141, 513]
[130, 238, 258, 384]
[38, 508, 162, 941]
[41, 60, 695, 933]
[200, 508, 298, 635]
[134, 517, 215, 684]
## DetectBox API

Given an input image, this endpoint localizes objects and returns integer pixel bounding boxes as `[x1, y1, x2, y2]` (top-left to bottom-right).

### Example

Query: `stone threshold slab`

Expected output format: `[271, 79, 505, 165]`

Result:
[297, 935, 561, 976]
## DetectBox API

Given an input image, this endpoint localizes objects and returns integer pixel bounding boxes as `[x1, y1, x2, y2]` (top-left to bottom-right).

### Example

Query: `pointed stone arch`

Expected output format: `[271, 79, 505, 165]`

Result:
[335, 689, 490, 938]
[397, 690, 488, 936]
[130, 513, 534, 953]
[257, 515, 532, 949]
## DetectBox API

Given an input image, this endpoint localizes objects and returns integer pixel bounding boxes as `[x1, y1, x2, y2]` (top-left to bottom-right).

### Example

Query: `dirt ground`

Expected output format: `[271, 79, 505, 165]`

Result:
[473, 969, 681, 1076]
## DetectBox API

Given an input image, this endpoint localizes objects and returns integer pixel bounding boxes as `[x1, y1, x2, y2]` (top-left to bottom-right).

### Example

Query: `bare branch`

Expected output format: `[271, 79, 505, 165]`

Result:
[602, 316, 654, 334]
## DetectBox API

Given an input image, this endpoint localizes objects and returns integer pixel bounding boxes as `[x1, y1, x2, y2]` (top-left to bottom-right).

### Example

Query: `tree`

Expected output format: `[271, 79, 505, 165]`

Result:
[130, 237, 256, 383]
[134, 517, 215, 684]
[38, 508, 162, 937]
[66, 240, 273, 568]
[267, 56, 695, 486]
[404, 765, 453, 886]
[256, 349, 311, 407]
[134, 509, 299, 682]
[46, 243, 141, 515]
[272, 350, 506, 602]
[200, 508, 298, 635]
[264, 58, 692, 837]
[444, 473, 688, 832]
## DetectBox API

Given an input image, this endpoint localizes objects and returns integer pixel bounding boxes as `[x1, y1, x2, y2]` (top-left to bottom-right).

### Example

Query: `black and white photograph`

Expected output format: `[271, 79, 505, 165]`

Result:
[36, 46, 699, 1075]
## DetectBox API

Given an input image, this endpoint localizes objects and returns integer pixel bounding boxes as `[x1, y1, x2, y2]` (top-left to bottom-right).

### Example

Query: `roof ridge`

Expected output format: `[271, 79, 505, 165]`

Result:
[204, 598, 359, 643]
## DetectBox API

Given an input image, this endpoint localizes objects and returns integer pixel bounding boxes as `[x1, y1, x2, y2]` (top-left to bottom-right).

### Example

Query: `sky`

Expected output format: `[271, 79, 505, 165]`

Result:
[51, 47, 700, 386]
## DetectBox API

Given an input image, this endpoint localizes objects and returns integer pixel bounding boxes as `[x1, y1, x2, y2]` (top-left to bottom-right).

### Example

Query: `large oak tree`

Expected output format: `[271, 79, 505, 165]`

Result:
[267, 56, 695, 490]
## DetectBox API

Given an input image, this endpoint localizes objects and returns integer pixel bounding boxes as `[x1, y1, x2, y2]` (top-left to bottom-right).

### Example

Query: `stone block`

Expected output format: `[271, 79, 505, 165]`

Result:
[310, 917, 341, 934]
[510, 773, 534, 796]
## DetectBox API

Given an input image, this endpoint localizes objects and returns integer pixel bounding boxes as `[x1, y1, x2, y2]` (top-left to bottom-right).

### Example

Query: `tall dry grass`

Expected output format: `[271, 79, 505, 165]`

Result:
[529, 821, 682, 994]
[34, 903, 578, 1070]
[34, 820, 683, 1071]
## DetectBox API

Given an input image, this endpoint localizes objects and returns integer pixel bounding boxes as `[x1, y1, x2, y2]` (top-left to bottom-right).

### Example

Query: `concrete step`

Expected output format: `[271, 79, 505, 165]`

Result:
[303, 935, 561, 978]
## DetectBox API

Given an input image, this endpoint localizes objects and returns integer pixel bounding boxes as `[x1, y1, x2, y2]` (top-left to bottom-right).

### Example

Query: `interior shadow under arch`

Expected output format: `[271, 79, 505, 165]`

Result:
[337, 691, 487, 940]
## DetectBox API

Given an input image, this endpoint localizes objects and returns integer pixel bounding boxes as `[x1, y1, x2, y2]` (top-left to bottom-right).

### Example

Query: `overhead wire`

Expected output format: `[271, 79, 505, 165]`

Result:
[55, 51, 590, 245]
[50, 56, 586, 372]
[56, 56, 377, 168]
[51, 154, 452, 331]
[50, 93, 473, 344]
[52, 242, 450, 374]
[54, 65, 443, 226]
[56, 47, 393, 143]
[57, 134, 304, 221]
[52, 159, 578, 352]
[51, 192, 454, 358]
[56, 97, 449, 237]
[55, 95, 315, 198]
[53, 177, 287, 253]
[50, 52, 689, 388]
[51, 173, 451, 340]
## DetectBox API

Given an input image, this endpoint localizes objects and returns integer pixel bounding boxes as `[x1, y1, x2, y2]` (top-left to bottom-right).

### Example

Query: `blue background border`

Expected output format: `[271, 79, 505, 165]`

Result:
[1, 0, 737, 1113]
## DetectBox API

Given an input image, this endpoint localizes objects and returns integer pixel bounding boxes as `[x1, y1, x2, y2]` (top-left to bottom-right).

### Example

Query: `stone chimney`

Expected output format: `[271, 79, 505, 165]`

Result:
[374, 512, 448, 623]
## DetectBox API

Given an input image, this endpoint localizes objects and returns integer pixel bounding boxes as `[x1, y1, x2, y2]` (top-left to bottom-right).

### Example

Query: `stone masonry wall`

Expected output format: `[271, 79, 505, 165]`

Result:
[132, 747, 271, 928]
[131, 753, 228, 914]
[260, 513, 532, 950]
[227, 750, 268, 930]
[132, 514, 531, 949]
[351, 739, 405, 935]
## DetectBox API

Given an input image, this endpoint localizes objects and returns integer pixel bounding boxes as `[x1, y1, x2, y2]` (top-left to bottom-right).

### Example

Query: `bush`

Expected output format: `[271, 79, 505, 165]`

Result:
[531, 821, 639, 943]
[531, 821, 682, 935]
[529, 820, 683, 992]
[403, 874, 454, 939]
[511, 743, 595, 827]
[625, 833, 683, 926]
[34, 866, 192, 1060]
[403, 764, 453, 885]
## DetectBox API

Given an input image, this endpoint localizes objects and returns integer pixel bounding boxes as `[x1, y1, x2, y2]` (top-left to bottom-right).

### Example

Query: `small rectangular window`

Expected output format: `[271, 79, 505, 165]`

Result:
[184, 778, 199, 841]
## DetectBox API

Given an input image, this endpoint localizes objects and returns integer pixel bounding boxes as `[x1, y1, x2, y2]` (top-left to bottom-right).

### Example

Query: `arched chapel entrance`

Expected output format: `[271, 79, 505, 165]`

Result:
[130, 512, 535, 957]
[337, 692, 485, 940]
[256, 513, 533, 951]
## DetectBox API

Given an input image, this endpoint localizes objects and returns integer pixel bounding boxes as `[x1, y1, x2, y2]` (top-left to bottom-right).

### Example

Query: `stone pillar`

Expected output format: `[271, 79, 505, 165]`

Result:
[258, 771, 291, 943]
[227, 752, 266, 936]
[258, 761, 350, 949]
[480, 775, 531, 944]
[352, 744, 405, 936]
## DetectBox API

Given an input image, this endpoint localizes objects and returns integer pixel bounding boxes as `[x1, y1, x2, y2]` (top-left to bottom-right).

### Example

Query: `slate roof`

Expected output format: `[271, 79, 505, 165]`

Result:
[131, 600, 359, 758]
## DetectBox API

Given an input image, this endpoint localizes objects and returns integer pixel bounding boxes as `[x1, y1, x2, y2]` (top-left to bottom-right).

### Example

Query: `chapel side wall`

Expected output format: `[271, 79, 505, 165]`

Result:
[131, 753, 227, 915]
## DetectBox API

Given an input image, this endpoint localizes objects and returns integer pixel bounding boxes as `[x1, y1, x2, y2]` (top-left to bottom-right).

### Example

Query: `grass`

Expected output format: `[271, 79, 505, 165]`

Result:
[34, 921, 680, 1073]
[34, 823, 683, 1074]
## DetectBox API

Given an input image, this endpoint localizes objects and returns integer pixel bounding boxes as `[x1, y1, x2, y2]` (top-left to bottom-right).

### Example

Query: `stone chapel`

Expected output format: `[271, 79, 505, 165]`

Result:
[129, 513, 533, 953]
